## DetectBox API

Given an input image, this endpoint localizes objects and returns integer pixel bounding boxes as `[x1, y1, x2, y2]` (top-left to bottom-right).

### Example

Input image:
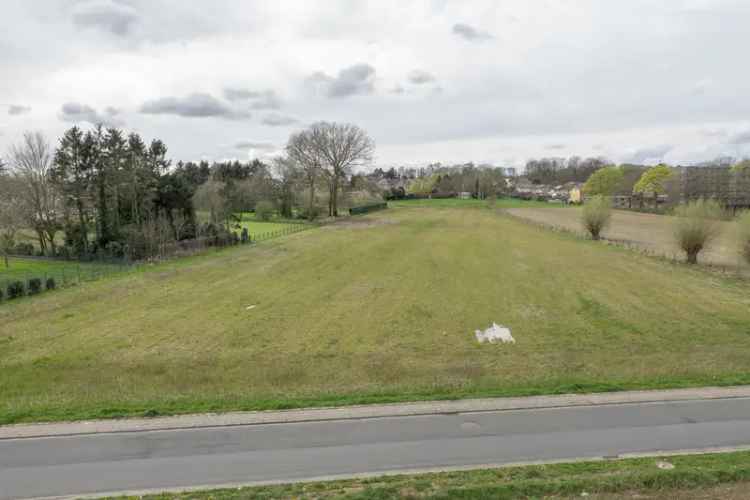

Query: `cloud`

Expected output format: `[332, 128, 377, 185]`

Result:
[71, 0, 139, 36]
[223, 88, 281, 109]
[261, 113, 298, 126]
[234, 141, 275, 150]
[546, 143, 566, 150]
[140, 93, 251, 120]
[407, 69, 436, 84]
[390, 84, 405, 95]
[59, 102, 123, 126]
[625, 144, 673, 163]
[306, 63, 375, 98]
[728, 130, 750, 145]
[452, 23, 493, 42]
[8, 105, 31, 116]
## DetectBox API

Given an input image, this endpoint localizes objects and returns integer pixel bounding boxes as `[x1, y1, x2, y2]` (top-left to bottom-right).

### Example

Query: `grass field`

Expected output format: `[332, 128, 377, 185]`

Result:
[1, 204, 750, 423]
[0, 257, 125, 294]
[509, 207, 748, 270]
[126, 450, 750, 499]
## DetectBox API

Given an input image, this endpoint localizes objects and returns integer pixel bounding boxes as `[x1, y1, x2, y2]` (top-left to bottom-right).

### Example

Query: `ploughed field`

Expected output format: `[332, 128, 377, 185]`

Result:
[1, 203, 749, 424]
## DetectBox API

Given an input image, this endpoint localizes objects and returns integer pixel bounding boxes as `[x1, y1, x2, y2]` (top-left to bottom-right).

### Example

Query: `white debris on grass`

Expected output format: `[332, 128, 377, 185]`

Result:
[246, 305, 257, 310]
[656, 460, 675, 470]
[475, 323, 515, 344]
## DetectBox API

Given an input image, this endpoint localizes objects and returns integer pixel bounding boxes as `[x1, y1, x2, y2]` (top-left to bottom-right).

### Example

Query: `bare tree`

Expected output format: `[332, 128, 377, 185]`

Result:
[287, 129, 323, 220]
[0, 174, 26, 267]
[9, 132, 62, 254]
[309, 122, 374, 216]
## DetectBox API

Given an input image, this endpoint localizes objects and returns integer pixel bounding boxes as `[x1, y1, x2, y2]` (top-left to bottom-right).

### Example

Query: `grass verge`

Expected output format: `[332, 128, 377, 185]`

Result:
[116, 450, 750, 499]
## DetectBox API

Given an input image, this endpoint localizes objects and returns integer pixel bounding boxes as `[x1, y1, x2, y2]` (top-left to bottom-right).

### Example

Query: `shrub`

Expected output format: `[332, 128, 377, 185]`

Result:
[241, 227, 249, 243]
[673, 199, 723, 264]
[46, 277, 56, 290]
[738, 210, 750, 265]
[581, 195, 612, 240]
[255, 200, 275, 221]
[27, 278, 42, 295]
[7, 280, 25, 299]
[13, 242, 35, 256]
[0, 288, 3, 302]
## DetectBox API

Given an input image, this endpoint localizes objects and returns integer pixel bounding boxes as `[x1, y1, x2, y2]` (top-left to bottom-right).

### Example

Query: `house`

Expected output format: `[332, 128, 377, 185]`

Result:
[458, 191, 472, 199]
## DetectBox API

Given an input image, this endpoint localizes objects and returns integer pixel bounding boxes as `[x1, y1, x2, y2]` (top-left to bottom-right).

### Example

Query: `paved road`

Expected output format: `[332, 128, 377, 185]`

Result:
[3, 398, 750, 499]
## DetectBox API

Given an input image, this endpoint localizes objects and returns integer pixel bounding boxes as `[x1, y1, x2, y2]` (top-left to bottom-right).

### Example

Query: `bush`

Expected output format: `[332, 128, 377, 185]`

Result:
[241, 227, 249, 243]
[7, 280, 25, 299]
[27, 278, 42, 295]
[674, 199, 723, 264]
[12, 242, 35, 256]
[737, 210, 750, 265]
[46, 277, 56, 290]
[0, 288, 3, 302]
[581, 195, 612, 240]
[255, 200, 275, 221]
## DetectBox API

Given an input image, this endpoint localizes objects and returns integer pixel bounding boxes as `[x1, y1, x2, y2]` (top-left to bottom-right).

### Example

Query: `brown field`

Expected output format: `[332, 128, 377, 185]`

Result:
[507, 207, 748, 270]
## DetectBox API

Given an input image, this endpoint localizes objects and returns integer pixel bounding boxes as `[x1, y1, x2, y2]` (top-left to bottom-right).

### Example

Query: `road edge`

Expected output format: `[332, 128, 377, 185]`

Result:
[3, 385, 750, 440]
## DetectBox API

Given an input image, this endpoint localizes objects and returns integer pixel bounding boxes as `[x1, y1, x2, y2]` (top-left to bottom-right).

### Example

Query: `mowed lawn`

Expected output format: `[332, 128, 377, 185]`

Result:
[1, 205, 750, 423]
[0, 257, 124, 291]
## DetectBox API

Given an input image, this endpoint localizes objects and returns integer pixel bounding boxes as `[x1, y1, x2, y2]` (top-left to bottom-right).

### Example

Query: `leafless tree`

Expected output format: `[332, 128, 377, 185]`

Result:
[286, 129, 323, 220]
[0, 174, 26, 267]
[309, 122, 374, 216]
[9, 132, 62, 255]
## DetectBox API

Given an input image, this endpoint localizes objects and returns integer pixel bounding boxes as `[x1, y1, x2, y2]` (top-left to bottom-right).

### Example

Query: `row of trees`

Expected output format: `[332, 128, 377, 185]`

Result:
[0, 121, 380, 263]
[404, 164, 507, 199]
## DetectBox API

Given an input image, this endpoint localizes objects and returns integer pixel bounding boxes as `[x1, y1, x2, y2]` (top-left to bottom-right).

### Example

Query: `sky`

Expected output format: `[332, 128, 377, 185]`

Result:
[1, 0, 750, 169]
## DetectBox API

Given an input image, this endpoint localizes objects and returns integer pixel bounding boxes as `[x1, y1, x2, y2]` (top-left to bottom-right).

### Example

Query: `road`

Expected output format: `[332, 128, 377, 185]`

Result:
[3, 397, 750, 499]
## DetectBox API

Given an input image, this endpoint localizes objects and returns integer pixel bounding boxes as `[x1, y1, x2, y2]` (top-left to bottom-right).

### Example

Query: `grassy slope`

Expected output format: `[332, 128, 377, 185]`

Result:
[124, 451, 750, 499]
[0, 257, 123, 291]
[1, 204, 750, 423]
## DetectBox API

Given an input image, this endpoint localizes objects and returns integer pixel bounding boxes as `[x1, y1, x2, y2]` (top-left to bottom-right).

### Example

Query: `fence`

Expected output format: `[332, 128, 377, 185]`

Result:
[0, 256, 133, 302]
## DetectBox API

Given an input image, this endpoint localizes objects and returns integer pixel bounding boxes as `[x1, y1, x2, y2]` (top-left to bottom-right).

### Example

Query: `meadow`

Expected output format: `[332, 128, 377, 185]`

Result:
[1, 201, 749, 424]
[0, 257, 125, 294]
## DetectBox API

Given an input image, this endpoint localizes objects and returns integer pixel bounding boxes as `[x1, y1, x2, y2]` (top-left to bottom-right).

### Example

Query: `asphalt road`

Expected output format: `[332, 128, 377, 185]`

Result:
[3, 398, 750, 499]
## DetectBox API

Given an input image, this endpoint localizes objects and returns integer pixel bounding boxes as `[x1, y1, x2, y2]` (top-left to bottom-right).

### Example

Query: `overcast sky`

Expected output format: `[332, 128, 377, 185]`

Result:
[2, 0, 750, 168]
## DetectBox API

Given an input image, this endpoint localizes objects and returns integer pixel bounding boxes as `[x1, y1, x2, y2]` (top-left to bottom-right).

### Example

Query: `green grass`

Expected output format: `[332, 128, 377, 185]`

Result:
[387, 197, 566, 209]
[0, 257, 125, 294]
[1, 206, 750, 424]
[118, 450, 750, 499]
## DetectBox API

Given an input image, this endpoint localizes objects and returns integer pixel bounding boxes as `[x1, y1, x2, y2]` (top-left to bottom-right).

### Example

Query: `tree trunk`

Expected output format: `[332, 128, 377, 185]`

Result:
[308, 178, 316, 221]
[687, 250, 698, 264]
[332, 180, 338, 217]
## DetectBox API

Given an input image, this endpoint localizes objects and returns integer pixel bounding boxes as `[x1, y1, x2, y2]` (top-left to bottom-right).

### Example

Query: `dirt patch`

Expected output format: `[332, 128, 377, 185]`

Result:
[507, 207, 747, 269]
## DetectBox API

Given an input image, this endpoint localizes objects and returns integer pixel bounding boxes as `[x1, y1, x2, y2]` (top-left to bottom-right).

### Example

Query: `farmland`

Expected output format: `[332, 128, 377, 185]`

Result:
[1, 203, 750, 424]
[509, 207, 748, 270]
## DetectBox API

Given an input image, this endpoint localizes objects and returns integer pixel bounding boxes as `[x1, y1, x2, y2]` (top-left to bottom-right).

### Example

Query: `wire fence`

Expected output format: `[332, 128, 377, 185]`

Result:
[0, 222, 314, 303]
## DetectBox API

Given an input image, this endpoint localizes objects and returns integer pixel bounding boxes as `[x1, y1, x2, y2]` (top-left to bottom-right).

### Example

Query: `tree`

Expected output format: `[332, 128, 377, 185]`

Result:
[308, 122, 374, 216]
[52, 126, 93, 255]
[407, 175, 438, 196]
[8, 132, 62, 255]
[581, 195, 612, 240]
[0, 174, 26, 267]
[273, 156, 299, 219]
[287, 129, 323, 220]
[633, 164, 673, 194]
[738, 210, 750, 266]
[673, 199, 723, 264]
[583, 166, 624, 196]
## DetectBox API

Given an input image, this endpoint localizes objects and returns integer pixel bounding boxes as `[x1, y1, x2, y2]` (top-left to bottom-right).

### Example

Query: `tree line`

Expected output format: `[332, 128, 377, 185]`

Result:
[0, 121, 380, 264]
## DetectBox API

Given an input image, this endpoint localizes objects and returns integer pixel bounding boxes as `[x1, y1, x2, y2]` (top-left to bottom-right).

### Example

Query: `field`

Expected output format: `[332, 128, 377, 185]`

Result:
[0, 257, 125, 293]
[1, 203, 750, 423]
[509, 207, 747, 270]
